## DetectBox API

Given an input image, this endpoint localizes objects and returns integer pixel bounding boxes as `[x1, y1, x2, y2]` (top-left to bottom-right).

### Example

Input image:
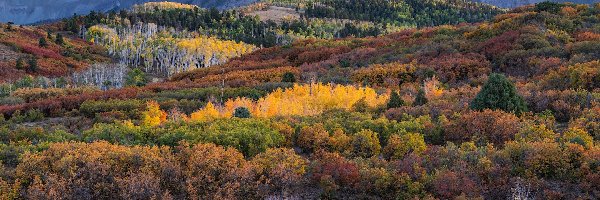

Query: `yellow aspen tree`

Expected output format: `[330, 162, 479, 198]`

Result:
[190, 102, 221, 122]
[141, 101, 167, 127]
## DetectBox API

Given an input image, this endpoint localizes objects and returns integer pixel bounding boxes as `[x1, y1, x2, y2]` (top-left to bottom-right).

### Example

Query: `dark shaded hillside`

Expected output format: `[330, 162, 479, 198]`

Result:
[0, 0, 257, 24]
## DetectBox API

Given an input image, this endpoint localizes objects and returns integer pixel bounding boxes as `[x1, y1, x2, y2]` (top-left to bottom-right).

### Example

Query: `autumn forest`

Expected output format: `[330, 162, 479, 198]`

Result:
[0, 0, 599, 199]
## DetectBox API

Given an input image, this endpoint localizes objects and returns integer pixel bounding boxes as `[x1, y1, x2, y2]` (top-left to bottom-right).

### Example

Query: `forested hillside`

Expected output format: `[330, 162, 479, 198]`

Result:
[0, 23, 111, 81]
[0, 1, 599, 200]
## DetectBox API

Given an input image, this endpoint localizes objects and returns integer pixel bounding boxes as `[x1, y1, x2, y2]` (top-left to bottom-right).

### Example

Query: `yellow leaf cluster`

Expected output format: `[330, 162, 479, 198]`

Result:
[189, 83, 388, 121]
[141, 101, 167, 127]
[190, 102, 221, 122]
[133, 2, 197, 12]
[176, 37, 256, 67]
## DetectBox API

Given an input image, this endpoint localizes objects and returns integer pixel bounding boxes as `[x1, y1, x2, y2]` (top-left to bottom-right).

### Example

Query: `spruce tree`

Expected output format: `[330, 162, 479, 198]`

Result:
[55, 33, 64, 45]
[27, 57, 38, 73]
[387, 90, 404, 109]
[470, 73, 527, 114]
[15, 57, 24, 70]
[39, 37, 48, 47]
[414, 88, 428, 106]
[282, 72, 296, 83]
[233, 107, 251, 118]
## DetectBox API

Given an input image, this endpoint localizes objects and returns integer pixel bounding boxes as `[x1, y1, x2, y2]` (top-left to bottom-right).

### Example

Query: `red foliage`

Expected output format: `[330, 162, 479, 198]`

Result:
[311, 151, 360, 188]
[423, 53, 491, 84]
[479, 31, 520, 58]
[444, 110, 521, 146]
[432, 170, 479, 199]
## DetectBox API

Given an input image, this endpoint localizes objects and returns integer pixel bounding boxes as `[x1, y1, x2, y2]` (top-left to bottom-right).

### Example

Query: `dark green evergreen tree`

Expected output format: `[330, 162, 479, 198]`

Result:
[39, 37, 48, 47]
[352, 97, 369, 112]
[282, 72, 296, 83]
[27, 57, 38, 73]
[387, 90, 404, 109]
[414, 88, 428, 106]
[55, 33, 64, 45]
[15, 57, 25, 70]
[470, 73, 527, 114]
[233, 107, 251, 118]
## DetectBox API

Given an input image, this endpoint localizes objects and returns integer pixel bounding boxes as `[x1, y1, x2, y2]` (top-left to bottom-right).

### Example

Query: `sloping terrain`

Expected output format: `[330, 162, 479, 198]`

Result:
[0, 0, 258, 24]
[0, 24, 111, 81]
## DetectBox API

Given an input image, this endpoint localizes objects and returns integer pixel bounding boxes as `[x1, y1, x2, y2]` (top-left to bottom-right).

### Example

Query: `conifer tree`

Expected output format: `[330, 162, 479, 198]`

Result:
[125, 68, 148, 87]
[470, 73, 527, 114]
[414, 88, 428, 106]
[39, 37, 48, 47]
[15, 57, 24, 70]
[55, 33, 64, 45]
[27, 57, 38, 73]
[387, 90, 404, 109]
[282, 72, 296, 83]
[233, 107, 251, 118]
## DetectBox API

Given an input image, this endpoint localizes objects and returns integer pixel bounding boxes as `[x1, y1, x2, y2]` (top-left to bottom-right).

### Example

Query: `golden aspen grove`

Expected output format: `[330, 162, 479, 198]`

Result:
[1, 1, 600, 199]
[189, 83, 389, 120]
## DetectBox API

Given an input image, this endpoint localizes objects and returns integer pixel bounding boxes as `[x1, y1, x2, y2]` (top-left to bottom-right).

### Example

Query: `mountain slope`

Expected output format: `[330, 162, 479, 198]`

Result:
[474, 0, 600, 8]
[0, 0, 257, 24]
[0, 23, 111, 81]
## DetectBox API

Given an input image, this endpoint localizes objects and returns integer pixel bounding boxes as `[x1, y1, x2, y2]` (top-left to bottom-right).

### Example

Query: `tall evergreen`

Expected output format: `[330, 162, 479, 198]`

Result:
[15, 57, 24, 70]
[55, 33, 65, 45]
[39, 37, 48, 47]
[414, 88, 428, 106]
[470, 73, 527, 114]
[387, 90, 404, 109]
[27, 57, 38, 73]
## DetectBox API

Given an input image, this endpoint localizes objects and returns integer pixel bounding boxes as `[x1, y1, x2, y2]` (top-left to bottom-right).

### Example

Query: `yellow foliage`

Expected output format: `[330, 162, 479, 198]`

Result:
[133, 2, 197, 12]
[190, 102, 221, 122]
[141, 101, 167, 127]
[189, 83, 388, 121]
[177, 37, 256, 68]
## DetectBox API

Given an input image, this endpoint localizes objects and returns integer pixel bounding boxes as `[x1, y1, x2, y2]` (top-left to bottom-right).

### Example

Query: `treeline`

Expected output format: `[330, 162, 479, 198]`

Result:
[300, 0, 503, 27]
[61, 3, 390, 48]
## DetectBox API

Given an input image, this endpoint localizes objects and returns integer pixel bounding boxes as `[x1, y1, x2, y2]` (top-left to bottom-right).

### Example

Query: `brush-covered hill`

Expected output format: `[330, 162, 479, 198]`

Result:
[171, 2, 600, 90]
[474, 0, 600, 8]
[0, 23, 111, 82]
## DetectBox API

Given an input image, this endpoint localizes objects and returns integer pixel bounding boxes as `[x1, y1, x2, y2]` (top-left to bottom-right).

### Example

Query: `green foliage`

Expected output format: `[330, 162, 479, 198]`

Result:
[282, 72, 296, 83]
[38, 37, 47, 47]
[470, 73, 527, 114]
[200, 119, 284, 156]
[15, 57, 24, 70]
[383, 132, 426, 159]
[535, 1, 565, 13]
[387, 90, 404, 109]
[352, 97, 369, 112]
[413, 88, 428, 106]
[350, 129, 381, 158]
[55, 33, 64, 45]
[79, 99, 145, 118]
[84, 119, 284, 157]
[125, 68, 148, 87]
[27, 57, 37, 73]
[233, 107, 251, 118]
